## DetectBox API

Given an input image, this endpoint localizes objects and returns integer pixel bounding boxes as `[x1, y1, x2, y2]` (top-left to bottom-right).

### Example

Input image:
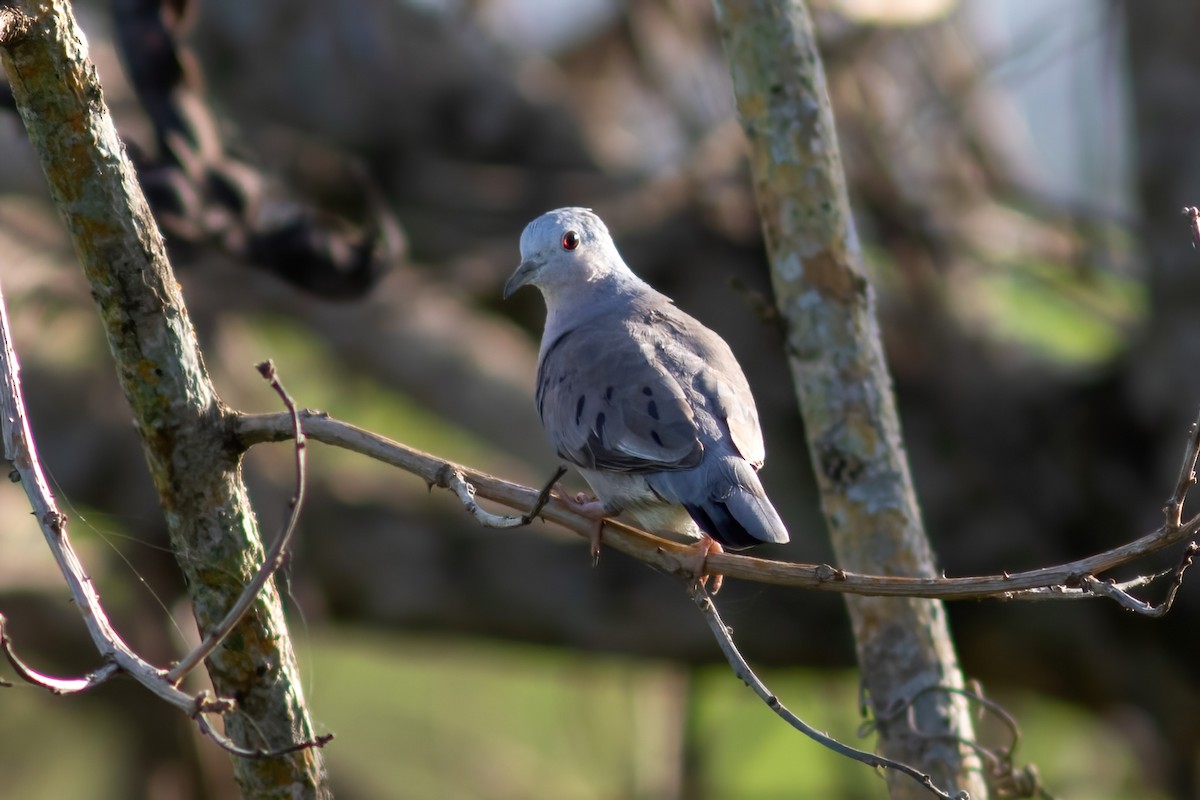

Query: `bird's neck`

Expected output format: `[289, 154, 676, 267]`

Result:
[541, 270, 652, 338]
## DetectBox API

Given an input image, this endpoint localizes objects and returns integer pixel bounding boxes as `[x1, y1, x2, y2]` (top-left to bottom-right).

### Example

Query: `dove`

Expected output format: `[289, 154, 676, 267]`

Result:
[504, 207, 789, 589]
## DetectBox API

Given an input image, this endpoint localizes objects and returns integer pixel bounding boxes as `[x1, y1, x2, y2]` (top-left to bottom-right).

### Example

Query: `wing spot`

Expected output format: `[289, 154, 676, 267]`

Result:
[651, 430, 663, 446]
[595, 412, 607, 438]
[605, 386, 614, 401]
[642, 386, 654, 396]
[647, 400, 659, 420]
[575, 395, 585, 425]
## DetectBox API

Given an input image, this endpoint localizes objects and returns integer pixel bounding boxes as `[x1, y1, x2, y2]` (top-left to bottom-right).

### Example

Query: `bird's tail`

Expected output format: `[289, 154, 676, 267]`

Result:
[680, 459, 789, 550]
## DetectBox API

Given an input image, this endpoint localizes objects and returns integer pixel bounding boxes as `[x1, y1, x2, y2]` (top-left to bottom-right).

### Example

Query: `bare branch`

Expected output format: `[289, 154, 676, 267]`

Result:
[167, 360, 308, 683]
[1165, 393, 1200, 528]
[194, 714, 335, 761]
[439, 467, 539, 529]
[235, 410, 1200, 602]
[0, 281, 331, 761]
[2, 2, 328, 789]
[863, 682, 1056, 799]
[0, 277, 205, 711]
[1080, 542, 1198, 617]
[0, 614, 120, 694]
[688, 585, 967, 800]
[436, 464, 566, 529]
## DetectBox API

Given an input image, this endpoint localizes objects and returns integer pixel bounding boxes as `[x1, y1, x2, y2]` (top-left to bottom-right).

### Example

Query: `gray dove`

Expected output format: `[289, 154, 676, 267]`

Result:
[504, 207, 788, 586]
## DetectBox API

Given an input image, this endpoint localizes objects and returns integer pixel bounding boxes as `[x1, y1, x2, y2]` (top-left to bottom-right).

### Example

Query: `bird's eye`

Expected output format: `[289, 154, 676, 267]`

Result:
[562, 231, 581, 251]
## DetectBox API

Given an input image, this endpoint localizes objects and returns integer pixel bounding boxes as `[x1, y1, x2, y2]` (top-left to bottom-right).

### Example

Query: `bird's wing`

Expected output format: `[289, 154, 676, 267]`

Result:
[655, 305, 766, 467]
[536, 312, 704, 473]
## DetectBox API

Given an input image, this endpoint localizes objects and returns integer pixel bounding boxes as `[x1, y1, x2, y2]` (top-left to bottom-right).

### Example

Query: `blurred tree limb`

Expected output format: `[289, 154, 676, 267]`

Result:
[712, 1, 987, 797]
[0, 1, 328, 796]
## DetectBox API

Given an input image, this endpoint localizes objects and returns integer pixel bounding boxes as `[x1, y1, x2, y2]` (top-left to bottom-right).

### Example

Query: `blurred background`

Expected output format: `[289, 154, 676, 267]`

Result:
[1, 0, 1196, 797]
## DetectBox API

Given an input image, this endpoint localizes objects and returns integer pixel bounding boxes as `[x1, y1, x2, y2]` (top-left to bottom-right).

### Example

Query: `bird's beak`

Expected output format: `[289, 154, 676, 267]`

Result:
[503, 259, 540, 299]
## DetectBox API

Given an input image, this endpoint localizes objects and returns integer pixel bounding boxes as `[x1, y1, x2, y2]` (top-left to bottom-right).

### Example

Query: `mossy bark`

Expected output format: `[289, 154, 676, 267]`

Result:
[712, 1, 988, 796]
[2, 2, 327, 796]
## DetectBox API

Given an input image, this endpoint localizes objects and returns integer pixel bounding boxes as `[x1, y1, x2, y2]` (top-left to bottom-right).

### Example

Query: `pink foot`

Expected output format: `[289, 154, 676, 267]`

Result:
[682, 536, 725, 594]
[556, 488, 614, 565]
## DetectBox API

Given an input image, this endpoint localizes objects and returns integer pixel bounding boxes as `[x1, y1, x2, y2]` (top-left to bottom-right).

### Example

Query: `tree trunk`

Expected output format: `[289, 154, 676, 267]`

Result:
[711, 1, 987, 797]
[1, 1, 328, 796]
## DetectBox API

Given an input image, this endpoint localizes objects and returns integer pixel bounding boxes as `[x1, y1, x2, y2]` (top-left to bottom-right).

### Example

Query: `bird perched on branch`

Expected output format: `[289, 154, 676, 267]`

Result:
[504, 207, 788, 589]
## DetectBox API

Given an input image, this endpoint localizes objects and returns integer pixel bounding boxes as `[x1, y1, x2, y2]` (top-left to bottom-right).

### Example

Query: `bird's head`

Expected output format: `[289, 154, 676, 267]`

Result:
[503, 207, 633, 302]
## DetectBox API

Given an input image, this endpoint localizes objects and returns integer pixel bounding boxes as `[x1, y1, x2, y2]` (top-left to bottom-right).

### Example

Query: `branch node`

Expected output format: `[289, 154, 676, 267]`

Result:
[442, 467, 521, 528]
[192, 689, 236, 715]
[815, 563, 847, 582]
[42, 509, 66, 535]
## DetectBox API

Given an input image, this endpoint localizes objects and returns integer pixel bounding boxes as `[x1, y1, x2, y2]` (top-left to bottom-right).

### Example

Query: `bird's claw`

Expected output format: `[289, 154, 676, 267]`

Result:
[682, 536, 724, 595]
[554, 485, 610, 565]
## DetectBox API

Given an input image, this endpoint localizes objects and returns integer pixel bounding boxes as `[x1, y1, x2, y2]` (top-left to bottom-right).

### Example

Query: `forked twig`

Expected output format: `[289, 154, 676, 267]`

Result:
[1, 277, 191, 707]
[1081, 542, 1198, 617]
[0, 614, 120, 694]
[194, 714, 333, 760]
[0, 282, 328, 758]
[437, 465, 565, 529]
[167, 360, 308, 683]
[863, 682, 1056, 799]
[688, 583, 968, 800]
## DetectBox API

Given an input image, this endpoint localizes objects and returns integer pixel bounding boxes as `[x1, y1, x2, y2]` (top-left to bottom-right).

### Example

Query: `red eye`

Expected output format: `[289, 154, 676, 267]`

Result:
[562, 231, 580, 251]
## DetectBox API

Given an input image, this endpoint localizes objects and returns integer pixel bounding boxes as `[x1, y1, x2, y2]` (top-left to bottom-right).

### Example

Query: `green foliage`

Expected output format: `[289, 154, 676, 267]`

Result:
[971, 258, 1146, 365]
[867, 242, 1147, 368]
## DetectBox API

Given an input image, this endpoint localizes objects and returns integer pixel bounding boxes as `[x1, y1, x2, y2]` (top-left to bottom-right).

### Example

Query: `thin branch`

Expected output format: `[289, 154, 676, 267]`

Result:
[167, 360, 307, 683]
[1000, 568, 1171, 601]
[438, 464, 565, 528]
[441, 466, 541, 529]
[0, 280, 330, 760]
[0, 614, 120, 694]
[1080, 542, 1198, 617]
[688, 584, 966, 800]
[0, 277, 201, 711]
[235, 410, 1200, 603]
[3, 1, 328, 788]
[863, 682, 1056, 799]
[194, 713, 334, 761]
[1164, 401, 1200, 528]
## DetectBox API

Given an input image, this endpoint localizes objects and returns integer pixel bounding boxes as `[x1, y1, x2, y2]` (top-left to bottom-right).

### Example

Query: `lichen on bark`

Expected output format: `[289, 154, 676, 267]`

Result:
[2, 1, 327, 796]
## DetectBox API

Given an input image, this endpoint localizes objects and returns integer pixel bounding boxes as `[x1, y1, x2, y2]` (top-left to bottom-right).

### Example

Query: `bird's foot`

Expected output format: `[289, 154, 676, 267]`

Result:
[556, 487, 612, 565]
[681, 536, 724, 595]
